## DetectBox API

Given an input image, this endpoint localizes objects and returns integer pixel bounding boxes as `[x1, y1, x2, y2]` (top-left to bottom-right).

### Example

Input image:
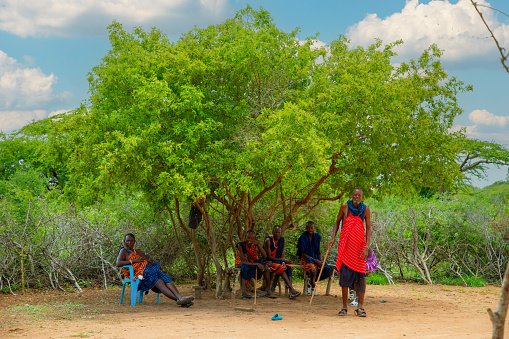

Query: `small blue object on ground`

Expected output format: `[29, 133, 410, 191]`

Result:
[380, 300, 387, 303]
[271, 314, 283, 321]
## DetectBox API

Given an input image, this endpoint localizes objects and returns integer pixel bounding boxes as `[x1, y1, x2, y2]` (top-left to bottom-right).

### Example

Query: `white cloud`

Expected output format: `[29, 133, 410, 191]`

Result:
[469, 109, 509, 127]
[0, 110, 47, 132]
[0, 50, 72, 132]
[451, 123, 509, 143]
[0, 51, 57, 110]
[0, 0, 230, 38]
[346, 0, 509, 62]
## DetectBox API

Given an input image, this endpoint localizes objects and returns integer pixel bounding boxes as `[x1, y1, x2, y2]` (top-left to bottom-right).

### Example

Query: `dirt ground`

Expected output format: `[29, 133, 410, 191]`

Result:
[0, 280, 507, 338]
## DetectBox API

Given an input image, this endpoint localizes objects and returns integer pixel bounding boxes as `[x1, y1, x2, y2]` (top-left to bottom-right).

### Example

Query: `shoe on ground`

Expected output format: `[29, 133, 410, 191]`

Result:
[271, 314, 283, 320]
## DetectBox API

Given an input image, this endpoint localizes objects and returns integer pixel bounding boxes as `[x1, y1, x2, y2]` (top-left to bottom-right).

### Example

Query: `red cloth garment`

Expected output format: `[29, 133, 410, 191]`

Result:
[122, 249, 148, 281]
[335, 211, 366, 274]
[264, 237, 291, 274]
[267, 262, 286, 274]
[235, 242, 258, 267]
[300, 257, 318, 271]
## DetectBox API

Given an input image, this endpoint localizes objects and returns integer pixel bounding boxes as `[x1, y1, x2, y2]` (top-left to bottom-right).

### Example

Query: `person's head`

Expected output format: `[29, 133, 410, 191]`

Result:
[272, 226, 282, 239]
[124, 233, 136, 249]
[305, 221, 315, 235]
[351, 188, 364, 205]
[245, 230, 256, 245]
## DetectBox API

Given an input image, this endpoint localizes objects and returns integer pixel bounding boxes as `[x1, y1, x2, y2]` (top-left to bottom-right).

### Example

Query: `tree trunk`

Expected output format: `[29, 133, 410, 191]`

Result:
[166, 200, 206, 286]
[488, 261, 509, 339]
[196, 202, 224, 299]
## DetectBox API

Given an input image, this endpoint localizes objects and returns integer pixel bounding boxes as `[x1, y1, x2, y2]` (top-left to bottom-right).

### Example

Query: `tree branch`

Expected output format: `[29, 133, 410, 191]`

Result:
[471, 0, 509, 73]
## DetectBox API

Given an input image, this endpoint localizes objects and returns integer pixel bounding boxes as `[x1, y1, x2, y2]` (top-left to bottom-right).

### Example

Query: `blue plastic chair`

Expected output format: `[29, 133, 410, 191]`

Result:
[120, 265, 160, 306]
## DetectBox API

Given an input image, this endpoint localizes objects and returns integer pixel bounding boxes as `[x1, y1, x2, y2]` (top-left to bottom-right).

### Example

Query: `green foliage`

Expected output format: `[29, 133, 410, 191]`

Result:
[464, 276, 487, 287]
[0, 168, 46, 198]
[438, 275, 486, 287]
[481, 179, 509, 203]
[367, 272, 390, 285]
[54, 6, 473, 214]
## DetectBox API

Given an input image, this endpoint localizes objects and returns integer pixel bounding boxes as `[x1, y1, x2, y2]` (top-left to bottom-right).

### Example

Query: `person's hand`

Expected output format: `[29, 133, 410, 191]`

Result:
[284, 259, 292, 265]
[134, 257, 144, 263]
[361, 247, 369, 260]
[315, 259, 323, 268]
[328, 239, 335, 248]
[256, 263, 265, 272]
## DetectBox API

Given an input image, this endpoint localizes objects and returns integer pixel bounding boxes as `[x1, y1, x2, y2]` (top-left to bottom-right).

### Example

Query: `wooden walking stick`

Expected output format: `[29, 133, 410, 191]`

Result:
[308, 243, 332, 308]
[254, 267, 257, 305]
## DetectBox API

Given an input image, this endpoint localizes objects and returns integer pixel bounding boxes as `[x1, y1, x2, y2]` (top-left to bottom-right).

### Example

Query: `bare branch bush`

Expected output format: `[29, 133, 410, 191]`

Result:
[371, 195, 509, 285]
[0, 196, 186, 293]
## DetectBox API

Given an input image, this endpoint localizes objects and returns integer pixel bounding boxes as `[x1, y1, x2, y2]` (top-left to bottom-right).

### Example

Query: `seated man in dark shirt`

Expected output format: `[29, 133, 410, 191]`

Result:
[297, 221, 333, 294]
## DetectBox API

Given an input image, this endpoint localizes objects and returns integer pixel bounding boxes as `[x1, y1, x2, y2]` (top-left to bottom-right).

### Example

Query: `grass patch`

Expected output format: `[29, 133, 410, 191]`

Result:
[464, 276, 487, 287]
[8, 304, 47, 315]
[7, 301, 87, 315]
[367, 272, 389, 285]
[438, 275, 486, 287]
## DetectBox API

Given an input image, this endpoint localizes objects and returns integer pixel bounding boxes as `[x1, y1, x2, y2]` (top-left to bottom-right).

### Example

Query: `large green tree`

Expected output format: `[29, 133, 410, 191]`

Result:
[70, 8, 469, 205]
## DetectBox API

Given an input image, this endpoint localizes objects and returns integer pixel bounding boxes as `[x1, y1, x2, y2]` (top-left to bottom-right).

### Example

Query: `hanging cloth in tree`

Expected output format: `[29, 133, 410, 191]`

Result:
[188, 202, 202, 229]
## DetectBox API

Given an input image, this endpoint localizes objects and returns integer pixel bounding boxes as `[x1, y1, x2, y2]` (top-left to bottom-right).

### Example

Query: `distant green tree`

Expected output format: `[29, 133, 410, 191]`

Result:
[458, 138, 509, 180]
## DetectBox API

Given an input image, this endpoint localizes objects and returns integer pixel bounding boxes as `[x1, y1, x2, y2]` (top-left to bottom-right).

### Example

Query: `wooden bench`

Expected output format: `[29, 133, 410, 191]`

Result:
[224, 264, 334, 299]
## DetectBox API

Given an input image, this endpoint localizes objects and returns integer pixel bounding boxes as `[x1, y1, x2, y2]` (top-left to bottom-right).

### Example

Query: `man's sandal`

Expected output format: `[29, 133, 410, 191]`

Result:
[289, 290, 301, 299]
[338, 308, 347, 316]
[354, 308, 367, 317]
[176, 296, 194, 305]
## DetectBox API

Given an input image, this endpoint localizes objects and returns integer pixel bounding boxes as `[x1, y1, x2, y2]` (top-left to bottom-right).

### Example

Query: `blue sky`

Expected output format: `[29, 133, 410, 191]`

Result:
[0, 0, 508, 187]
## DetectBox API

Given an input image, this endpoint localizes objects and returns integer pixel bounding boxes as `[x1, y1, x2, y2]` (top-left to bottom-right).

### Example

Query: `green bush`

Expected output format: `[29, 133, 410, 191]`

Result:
[367, 272, 389, 285]
[438, 275, 486, 287]
[464, 275, 487, 287]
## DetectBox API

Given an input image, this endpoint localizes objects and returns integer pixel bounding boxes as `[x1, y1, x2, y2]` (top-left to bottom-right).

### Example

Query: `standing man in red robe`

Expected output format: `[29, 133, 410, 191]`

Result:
[328, 188, 372, 317]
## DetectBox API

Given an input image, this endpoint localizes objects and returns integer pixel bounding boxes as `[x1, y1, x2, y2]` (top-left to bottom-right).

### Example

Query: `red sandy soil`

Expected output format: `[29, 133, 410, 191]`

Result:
[0, 281, 506, 338]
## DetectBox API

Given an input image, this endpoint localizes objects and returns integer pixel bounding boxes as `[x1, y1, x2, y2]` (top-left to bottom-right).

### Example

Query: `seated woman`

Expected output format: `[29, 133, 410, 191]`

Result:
[116, 233, 194, 307]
